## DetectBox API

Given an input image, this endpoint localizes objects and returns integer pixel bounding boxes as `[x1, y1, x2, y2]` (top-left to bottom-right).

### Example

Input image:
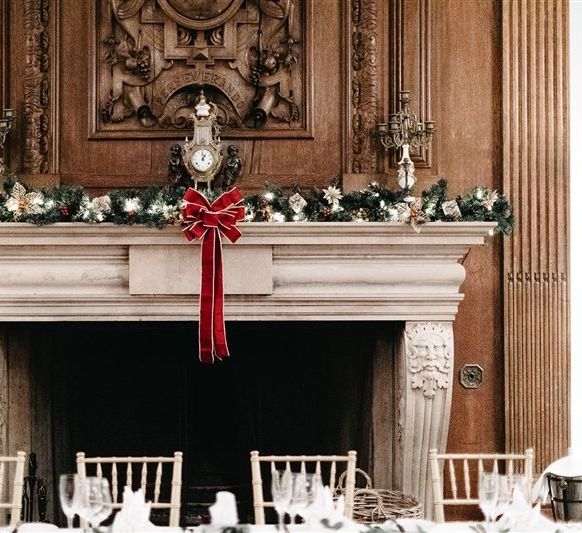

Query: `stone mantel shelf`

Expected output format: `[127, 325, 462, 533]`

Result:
[0, 222, 496, 322]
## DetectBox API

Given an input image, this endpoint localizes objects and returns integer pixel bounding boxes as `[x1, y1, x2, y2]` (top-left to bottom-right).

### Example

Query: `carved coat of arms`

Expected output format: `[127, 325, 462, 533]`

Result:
[91, 0, 311, 138]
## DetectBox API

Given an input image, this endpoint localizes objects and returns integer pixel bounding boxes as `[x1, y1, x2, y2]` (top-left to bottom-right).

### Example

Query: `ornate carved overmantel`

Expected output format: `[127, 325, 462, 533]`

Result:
[90, 0, 312, 139]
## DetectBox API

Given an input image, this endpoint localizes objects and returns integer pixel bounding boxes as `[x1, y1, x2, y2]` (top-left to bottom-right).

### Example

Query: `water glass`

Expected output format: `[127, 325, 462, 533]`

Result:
[495, 475, 512, 519]
[271, 469, 292, 530]
[479, 472, 499, 530]
[59, 474, 81, 529]
[288, 473, 308, 524]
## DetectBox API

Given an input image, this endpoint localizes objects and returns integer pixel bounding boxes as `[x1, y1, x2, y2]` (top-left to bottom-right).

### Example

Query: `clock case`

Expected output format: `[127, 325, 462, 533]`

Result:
[182, 97, 224, 188]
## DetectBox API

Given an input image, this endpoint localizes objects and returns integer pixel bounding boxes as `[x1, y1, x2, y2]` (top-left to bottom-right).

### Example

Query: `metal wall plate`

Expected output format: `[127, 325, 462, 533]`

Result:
[459, 364, 484, 389]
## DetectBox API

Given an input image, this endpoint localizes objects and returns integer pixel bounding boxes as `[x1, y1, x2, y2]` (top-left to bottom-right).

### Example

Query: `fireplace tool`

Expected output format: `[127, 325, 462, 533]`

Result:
[21, 453, 48, 522]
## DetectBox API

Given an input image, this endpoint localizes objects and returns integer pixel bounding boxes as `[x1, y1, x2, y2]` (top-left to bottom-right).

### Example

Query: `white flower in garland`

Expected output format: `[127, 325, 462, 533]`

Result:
[4, 182, 45, 219]
[482, 189, 499, 211]
[147, 198, 178, 222]
[442, 199, 462, 219]
[474, 187, 486, 200]
[323, 185, 343, 208]
[77, 195, 112, 223]
[395, 198, 428, 232]
[124, 197, 141, 216]
[271, 211, 286, 223]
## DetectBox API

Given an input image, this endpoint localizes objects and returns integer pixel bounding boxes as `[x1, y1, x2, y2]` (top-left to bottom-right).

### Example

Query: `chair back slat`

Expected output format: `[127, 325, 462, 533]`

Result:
[140, 462, 148, 492]
[250, 450, 357, 525]
[154, 462, 162, 504]
[111, 463, 118, 503]
[330, 459, 337, 489]
[448, 460, 457, 500]
[429, 448, 535, 523]
[76, 451, 183, 527]
[463, 459, 470, 499]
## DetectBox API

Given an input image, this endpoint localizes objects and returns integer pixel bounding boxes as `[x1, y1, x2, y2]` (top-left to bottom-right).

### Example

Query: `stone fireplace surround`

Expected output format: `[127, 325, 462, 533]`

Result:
[0, 221, 494, 520]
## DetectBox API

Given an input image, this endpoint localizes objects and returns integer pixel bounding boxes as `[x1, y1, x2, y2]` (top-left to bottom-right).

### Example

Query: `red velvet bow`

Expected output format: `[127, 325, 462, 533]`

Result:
[181, 187, 245, 363]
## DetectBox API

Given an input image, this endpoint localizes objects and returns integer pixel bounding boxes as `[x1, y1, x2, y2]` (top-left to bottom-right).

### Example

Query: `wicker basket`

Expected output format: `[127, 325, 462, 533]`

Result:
[336, 468, 422, 524]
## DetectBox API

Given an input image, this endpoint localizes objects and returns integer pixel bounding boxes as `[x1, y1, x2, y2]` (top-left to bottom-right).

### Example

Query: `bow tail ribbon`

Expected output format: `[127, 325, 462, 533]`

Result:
[198, 228, 229, 363]
[181, 187, 244, 364]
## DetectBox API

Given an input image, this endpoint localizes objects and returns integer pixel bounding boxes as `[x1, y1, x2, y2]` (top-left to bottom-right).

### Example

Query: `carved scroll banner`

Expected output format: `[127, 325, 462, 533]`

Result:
[394, 321, 454, 520]
[91, 0, 312, 138]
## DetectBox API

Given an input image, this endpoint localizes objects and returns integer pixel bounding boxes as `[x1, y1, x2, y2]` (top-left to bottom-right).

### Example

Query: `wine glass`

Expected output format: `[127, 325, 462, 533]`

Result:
[288, 473, 308, 524]
[78, 477, 111, 528]
[271, 469, 292, 531]
[59, 474, 81, 529]
[479, 472, 499, 531]
[91, 478, 113, 526]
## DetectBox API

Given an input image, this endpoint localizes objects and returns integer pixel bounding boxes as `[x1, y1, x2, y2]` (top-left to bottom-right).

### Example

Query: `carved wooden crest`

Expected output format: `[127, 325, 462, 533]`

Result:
[90, 0, 312, 139]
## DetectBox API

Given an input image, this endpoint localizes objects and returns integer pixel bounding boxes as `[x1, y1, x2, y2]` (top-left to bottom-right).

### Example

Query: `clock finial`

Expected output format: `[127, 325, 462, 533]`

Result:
[195, 90, 211, 117]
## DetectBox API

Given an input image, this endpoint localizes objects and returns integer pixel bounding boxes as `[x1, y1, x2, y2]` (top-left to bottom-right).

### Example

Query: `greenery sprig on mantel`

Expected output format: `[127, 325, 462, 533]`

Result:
[0, 172, 514, 234]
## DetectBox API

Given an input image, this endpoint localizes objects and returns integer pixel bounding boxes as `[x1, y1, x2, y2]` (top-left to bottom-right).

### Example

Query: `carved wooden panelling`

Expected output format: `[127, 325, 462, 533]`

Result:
[24, 0, 50, 173]
[388, 0, 432, 168]
[346, 0, 379, 174]
[90, 0, 312, 139]
[503, 0, 569, 471]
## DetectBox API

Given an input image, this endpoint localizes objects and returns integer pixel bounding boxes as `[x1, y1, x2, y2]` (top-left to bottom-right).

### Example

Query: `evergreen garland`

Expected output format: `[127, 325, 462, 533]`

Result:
[0, 172, 514, 234]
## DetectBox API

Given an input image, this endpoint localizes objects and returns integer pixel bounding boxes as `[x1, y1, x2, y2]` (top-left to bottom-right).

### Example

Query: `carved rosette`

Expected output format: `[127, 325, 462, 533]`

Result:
[350, 0, 378, 173]
[405, 322, 452, 399]
[24, 0, 50, 173]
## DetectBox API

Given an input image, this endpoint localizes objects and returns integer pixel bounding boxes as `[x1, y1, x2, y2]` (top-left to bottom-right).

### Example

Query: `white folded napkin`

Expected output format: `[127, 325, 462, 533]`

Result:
[300, 485, 359, 532]
[209, 491, 239, 527]
[111, 487, 155, 533]
[497, 486, 556, 532]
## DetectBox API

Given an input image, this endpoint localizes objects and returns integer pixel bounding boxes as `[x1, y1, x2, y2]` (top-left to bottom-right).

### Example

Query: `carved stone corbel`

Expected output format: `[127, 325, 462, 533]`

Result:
[394, 321, 454, 519]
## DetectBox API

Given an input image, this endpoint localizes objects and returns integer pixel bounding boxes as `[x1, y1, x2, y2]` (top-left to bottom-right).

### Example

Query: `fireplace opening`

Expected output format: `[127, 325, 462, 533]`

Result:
[7, 322, 398, 526]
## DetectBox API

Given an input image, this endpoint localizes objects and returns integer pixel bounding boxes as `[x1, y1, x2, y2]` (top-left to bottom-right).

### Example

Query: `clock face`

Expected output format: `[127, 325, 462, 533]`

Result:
[191, 148, 214, 172]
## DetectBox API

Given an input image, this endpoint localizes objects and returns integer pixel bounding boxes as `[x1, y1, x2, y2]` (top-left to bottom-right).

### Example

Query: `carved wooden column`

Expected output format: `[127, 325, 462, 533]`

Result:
[393, 322, 454, 519]
[342, 0, 382, 186]
[0, 327, 7, 458]
[502, 0, 570, 471]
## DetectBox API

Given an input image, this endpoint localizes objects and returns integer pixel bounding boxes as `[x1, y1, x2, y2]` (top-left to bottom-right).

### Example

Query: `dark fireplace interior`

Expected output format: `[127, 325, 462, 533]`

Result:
[13, 321, 395, 526]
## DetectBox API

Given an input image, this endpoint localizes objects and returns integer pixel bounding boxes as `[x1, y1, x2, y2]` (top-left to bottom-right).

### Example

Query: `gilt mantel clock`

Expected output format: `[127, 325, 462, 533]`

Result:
[182, 93, 224, 188]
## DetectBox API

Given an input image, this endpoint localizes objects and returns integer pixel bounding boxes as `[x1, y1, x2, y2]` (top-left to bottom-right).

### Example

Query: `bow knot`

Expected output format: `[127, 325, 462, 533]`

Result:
[180, 187, 245, 364]
[181, 188, 245, 243]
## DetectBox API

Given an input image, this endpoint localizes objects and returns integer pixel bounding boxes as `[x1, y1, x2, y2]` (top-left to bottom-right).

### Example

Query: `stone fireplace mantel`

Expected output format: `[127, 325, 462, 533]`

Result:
[0, 222, 494, 322]
[0, 221, 495, 519]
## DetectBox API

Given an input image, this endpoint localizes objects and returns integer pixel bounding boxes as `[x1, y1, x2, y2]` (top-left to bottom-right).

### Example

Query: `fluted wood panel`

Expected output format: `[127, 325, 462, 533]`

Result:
[503, 0, 570, 472]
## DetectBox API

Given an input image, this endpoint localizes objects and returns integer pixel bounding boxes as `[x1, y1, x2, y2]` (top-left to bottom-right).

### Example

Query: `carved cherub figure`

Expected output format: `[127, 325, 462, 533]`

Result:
[168, 144, 191, 187]
[221, 145, 243, 188]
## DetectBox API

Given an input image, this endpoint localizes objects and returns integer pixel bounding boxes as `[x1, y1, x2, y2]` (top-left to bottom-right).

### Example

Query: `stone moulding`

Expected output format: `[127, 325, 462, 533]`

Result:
[0, 221, 495, 322]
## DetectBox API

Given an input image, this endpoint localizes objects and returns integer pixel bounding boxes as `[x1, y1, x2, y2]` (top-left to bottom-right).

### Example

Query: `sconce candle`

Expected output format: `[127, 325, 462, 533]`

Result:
[376, 90, 436, 189]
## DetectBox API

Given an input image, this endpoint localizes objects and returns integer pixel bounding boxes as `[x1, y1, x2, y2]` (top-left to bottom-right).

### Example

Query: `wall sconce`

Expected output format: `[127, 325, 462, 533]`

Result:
[376, 91, 435, 189]
[0, 108, 14, 176]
